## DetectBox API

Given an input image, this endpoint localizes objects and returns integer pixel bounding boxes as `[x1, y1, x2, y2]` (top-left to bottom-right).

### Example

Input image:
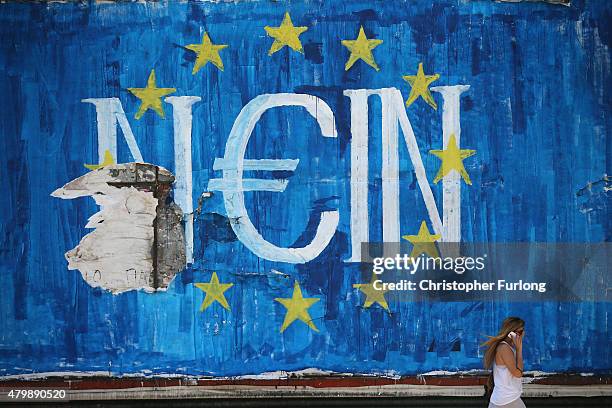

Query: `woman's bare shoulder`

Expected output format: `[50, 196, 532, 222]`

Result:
[495, 342, 514, 362]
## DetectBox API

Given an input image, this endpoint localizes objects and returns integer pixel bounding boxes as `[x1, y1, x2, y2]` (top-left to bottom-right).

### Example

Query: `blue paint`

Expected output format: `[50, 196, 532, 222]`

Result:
[0, 0, 610, 377]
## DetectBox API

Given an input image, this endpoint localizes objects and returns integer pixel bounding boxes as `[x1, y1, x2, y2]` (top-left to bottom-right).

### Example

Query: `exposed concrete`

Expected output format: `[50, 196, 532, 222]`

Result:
[51, 163, 186, 294]
[155, 200, 186, 290]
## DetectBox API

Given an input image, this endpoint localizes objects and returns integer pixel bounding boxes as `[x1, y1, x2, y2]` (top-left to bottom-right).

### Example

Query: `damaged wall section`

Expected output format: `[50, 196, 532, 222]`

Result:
[51, 163, 186, 294]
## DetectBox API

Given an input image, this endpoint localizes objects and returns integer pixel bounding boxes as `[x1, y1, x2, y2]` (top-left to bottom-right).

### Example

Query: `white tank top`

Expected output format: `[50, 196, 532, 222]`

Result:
[490, 341, 523, 405]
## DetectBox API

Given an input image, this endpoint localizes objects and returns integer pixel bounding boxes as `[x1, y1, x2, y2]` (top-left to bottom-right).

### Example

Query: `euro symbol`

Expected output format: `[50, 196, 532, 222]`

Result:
[207, 93, 339, 264]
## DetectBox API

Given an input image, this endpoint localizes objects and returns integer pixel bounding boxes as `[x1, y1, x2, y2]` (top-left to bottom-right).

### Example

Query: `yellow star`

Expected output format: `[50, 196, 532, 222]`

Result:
[185, 32, 228, 74]
[194, 272, 234, 312]
[341, 25, 383, 71]
[127, 69, 176, 120]
[402, 62, 440, 109]
[84, 149, 114, 171]
[353, 274, 390, 312]
[430, 134, 476, 185]
[264, 12, 308, 55]
[402, 221, 441, 259]
[274, 281, 320, 333]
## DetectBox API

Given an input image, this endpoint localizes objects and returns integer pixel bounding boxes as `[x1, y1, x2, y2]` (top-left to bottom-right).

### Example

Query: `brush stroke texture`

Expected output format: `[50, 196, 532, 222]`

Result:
[0, 0, 609, 377]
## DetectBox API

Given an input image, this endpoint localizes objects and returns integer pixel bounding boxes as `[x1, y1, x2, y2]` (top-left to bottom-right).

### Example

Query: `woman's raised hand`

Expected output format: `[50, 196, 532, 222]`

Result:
[515, 332, 523, 350]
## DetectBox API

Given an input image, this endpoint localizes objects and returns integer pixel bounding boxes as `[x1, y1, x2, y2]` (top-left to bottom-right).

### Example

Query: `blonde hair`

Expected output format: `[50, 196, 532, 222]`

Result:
[481, 317, 525, 394]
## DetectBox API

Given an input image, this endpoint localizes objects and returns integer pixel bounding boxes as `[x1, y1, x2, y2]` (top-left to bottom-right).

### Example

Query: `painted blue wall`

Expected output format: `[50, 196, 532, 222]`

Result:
[0, 0, 609, 377]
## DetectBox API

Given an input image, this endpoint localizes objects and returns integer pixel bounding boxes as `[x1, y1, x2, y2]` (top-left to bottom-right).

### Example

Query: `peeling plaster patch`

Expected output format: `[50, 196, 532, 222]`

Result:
[576, 175, 610, 215]
[51, 163, 186, 294]
[0, 368, 568, 381]
[194, 192, 213, 216]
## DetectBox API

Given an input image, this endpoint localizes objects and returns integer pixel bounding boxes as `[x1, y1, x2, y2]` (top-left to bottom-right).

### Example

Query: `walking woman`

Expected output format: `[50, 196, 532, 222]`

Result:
[482, 317, 525, 407]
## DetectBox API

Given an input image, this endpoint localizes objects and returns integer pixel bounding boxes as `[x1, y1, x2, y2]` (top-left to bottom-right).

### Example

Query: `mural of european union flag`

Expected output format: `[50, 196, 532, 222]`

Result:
[0, 0, 609, 384]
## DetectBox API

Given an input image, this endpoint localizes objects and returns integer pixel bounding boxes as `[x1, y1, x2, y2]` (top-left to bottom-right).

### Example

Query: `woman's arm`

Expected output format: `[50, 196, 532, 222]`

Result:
[499, 344, 523, 378]
[514, 334, 524, 372]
